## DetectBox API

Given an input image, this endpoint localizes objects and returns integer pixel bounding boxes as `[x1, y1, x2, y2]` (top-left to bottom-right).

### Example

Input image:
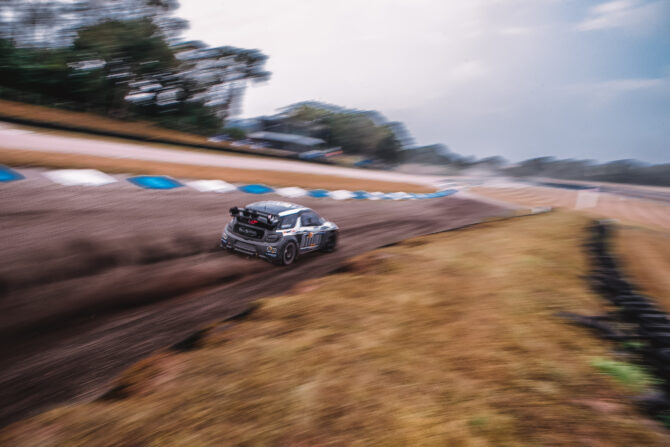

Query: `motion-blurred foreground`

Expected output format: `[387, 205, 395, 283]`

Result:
[3, 205, 670, 445]
[2, 157, 670, 444]
[0, 173, 504, 428]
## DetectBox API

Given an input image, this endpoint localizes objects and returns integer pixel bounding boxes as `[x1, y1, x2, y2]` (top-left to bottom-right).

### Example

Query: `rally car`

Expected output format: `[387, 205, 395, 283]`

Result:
[220, 201, 339, 265]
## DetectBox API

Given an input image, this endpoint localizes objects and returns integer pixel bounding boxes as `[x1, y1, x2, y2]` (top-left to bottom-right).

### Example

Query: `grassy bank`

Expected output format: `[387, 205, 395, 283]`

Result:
[2, 212, 667, 445]
[0, 148, 432, 193]
[0, 99, 291, 158]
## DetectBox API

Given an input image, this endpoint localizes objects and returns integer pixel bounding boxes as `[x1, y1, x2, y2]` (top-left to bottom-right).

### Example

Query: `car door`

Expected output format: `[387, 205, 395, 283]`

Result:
[297, 211, 324, 252]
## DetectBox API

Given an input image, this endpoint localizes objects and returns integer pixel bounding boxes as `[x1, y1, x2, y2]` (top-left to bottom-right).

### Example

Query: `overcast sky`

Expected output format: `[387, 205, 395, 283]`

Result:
[178, 0, 670, 163]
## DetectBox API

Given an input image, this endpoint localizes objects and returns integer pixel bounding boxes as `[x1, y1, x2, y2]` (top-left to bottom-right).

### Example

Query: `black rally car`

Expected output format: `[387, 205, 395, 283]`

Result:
[221, 201, 339, 265]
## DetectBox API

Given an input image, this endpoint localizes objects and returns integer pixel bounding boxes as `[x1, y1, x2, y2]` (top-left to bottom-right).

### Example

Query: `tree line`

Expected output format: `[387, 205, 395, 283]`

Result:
[245, 103, 408, 163]
[503, 157, 670, 187]
[0, 0, 270, 135]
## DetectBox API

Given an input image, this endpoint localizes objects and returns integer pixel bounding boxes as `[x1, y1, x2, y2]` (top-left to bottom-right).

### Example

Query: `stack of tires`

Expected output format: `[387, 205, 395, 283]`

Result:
[587, 221, 670, 418]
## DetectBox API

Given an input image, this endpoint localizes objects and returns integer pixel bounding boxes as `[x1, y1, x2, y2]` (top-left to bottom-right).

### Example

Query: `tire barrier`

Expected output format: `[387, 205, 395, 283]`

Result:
[185, 179, 237, 193]
[127, 175, 183, 190]
[1, 166, 460, 200]
[237, 183, 275, 194]
[44, 169, 117, 186]
[0, 165, 24, 182]
[586, 220, 670, 421]
[307, 189, 330, 198]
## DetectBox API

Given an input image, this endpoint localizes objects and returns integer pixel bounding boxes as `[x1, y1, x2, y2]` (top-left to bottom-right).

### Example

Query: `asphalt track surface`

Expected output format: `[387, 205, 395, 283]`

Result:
[473, 183, 670, 231]
[0, 123, 443, 187]
[0, 177, 508, 427]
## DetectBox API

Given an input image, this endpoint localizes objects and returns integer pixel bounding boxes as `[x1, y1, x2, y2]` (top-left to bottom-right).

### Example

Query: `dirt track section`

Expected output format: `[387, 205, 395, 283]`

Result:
[0, 180, 508, 427]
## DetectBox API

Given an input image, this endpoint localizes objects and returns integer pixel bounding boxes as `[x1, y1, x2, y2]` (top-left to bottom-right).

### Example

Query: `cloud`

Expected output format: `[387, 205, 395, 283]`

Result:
[564, 76, 669, 105]
[577, 0, 667, 32]
[569, 77, 666, 92]
[177, 0, 670, 162]
[600, 78, 665, 91]
[450, 60, 487, 82]
[499, 26, 534, 36]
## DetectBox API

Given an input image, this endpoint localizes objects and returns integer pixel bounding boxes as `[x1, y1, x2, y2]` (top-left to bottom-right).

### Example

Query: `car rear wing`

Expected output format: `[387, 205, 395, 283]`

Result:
[230, 207, 280, 227]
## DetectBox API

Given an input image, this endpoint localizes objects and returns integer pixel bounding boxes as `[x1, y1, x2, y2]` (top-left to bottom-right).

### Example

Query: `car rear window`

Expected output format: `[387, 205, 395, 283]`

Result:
[301, 212, 323, 226]
[279, 214, 298, 229]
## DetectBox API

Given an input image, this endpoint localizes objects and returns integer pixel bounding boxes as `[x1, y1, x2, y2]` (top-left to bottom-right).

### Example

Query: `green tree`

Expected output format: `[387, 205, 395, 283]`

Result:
[0, 1, 270, 135]
[221, 127, 247, 140]
[375, 129, 404, 163]
[173, 41, 271, 122]
[278, 104, 407, 163]
[72, 19, 176, 114]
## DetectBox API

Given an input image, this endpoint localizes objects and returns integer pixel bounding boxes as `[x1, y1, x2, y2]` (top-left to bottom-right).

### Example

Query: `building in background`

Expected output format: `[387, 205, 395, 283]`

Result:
[247, 131, 325, 153]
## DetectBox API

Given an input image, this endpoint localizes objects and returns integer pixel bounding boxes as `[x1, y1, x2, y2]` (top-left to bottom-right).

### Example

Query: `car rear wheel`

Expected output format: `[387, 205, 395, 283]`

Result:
[321, 232, 338, 253]
[279, 240, 298, 266]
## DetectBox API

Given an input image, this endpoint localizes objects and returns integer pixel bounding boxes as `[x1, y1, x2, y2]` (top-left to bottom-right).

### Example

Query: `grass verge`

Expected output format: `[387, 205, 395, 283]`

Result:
[0, 99, 288, 158]
[590, 358, 659, 392]
[0, 147, 432, 193]
[2, 211, 668, 445]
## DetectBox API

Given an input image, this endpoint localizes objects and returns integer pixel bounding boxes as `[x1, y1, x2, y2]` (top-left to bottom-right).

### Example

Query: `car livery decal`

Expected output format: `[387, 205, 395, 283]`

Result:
[300, 232, 323, 249]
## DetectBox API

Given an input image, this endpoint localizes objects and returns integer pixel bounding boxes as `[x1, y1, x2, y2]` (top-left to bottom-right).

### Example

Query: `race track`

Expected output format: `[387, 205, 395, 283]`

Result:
[472, 184, 670, 231]
[0, 177, 509, 426]
[0, 123, 443, 187]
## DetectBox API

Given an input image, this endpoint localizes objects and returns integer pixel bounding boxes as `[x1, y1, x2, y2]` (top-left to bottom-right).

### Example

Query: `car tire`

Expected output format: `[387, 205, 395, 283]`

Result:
[321, 232, 338, 253]
[278, 240, 298, 266]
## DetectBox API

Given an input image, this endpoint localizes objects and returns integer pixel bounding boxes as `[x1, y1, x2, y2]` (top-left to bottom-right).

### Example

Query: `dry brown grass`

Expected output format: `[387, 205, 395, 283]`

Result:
[614, 226, 670, 312]
[2, 211, 667, 446]
[0, 148, 432, 193]
[2, 121, 266, 159]
[0, 99, 289, 157]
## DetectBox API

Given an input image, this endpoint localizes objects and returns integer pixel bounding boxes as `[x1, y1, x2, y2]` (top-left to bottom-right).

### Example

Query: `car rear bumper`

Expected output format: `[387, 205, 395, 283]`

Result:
[221, 229, 280, 260]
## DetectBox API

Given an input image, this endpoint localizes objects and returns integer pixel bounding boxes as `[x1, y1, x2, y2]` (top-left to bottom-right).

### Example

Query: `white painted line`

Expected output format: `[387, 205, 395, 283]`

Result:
[275, 186, 307, 198]
[330, 190, 354, 200]
[43, 169, 117, 186]
[186, 179, 236, 193]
